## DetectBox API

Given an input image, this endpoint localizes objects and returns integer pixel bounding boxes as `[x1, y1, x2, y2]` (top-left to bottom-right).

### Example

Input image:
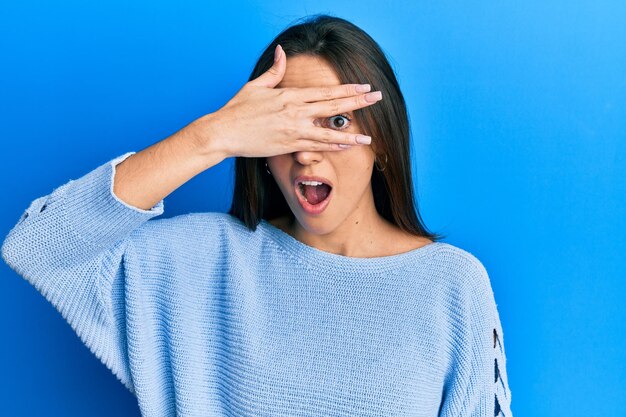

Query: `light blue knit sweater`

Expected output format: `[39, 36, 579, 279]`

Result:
[1, 151, 513, 417]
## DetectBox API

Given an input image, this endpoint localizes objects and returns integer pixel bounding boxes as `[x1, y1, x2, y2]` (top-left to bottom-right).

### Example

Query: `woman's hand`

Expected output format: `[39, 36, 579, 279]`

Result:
[192, 44, 383, 159]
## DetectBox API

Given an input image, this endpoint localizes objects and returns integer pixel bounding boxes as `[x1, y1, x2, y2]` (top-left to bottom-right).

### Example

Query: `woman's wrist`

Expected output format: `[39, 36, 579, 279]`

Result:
[183, 112, 232, 162]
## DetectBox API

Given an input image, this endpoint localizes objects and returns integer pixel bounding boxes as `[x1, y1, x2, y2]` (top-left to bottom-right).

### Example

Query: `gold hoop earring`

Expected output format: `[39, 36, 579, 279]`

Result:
[375, 154, 388, 172]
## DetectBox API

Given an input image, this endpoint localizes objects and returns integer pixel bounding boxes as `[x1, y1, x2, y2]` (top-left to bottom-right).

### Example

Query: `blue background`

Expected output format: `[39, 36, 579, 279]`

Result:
[1, 1, 625, 416]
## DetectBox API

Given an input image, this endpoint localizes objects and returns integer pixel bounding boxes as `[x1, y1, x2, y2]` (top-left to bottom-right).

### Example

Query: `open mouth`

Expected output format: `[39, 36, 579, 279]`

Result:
[297, 181, 332, 205]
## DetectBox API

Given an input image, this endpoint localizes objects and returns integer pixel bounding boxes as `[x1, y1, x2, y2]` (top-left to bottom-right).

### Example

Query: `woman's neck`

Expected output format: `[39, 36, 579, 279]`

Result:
[270, 213, 432, 258]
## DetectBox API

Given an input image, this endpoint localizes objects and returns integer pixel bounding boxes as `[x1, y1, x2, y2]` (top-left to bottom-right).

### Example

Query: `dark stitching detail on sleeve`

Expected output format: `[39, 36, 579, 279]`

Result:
[495, 393, 505, 416]
[494, 358, 500, 383]
[493, 328, 504, 355]
[494, 329, 507, 415]
[499, 376, 508, 399]
[495, 357, 508, 398]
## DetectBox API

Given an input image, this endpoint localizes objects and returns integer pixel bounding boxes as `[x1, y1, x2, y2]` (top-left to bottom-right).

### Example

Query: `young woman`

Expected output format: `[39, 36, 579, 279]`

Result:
[2, 14, 513, 417]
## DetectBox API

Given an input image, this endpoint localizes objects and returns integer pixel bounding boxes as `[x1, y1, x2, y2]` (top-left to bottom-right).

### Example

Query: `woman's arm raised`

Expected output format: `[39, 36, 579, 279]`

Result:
[113, 44, 384, 212]
[0, 43, 384, 393]
[112, 116, 227, 211]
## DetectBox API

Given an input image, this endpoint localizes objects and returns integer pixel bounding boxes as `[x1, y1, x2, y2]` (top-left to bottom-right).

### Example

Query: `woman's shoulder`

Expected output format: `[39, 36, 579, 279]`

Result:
[423, 241, 494, 293]
[131, 211, 251, 234]
[431, 241, 487, 272]
[129, 211, 227, 237]
[127, 211, 262, 253]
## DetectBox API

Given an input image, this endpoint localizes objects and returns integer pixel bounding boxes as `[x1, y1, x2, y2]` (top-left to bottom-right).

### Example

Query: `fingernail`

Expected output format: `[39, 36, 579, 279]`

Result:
[365, 91, 382, 102]
[274, 44, 282, 63]
[356, 84, 371, 93]
[356, 134, 371, 145]
[338, 144, 352, 149]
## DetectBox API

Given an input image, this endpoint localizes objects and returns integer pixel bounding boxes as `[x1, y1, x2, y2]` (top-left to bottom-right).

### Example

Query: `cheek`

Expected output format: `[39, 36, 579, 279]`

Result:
[266, 156, 289, 177]
[336, 153, 375, 194]
[266, 156, 295, 194]
[341, 148, 375, 173]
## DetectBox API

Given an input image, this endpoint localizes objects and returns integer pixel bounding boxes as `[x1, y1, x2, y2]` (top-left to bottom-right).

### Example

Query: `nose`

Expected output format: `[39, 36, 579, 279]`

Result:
[293, 150, 324, 165]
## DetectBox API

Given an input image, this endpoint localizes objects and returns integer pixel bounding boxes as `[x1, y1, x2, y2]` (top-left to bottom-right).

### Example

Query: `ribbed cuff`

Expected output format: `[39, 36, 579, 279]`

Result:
[59, 151, 165, 249]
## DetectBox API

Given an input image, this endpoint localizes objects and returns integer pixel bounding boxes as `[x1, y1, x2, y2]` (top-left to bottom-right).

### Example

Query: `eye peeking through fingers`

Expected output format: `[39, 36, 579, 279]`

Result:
[322, 113, 352, 130]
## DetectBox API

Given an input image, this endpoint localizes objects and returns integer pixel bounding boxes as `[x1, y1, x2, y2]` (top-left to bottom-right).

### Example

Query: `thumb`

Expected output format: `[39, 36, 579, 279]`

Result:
[249, 44, 285, 88]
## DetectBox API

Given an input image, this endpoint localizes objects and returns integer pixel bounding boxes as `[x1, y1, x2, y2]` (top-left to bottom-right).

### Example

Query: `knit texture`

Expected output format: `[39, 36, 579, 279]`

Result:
[2, 151, 513, 417]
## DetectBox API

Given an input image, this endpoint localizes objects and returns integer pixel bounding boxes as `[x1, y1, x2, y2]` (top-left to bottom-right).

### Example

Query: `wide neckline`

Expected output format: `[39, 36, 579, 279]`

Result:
[259, 219, 444, 272]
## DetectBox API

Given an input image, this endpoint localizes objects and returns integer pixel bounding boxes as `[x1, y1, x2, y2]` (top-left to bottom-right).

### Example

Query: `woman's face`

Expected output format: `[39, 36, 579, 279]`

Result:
[266, 54, 377, 236]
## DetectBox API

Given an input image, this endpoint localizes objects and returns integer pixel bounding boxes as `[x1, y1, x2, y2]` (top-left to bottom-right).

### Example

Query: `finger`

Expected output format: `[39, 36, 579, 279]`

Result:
[248, 44, 286, 89]
[304, 91, 383, 118]
[295, 139, 356, 152]
[295, 83, 372, 103]
[298, 126, 372, 146]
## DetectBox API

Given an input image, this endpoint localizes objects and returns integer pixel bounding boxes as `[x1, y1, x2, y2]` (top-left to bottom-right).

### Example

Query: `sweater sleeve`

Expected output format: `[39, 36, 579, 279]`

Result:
[439, 258, 513, 417]
[0, 151, 164, 395]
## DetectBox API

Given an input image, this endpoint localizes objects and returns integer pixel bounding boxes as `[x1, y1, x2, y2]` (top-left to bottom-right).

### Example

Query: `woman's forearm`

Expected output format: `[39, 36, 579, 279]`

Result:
[113, 114, 227, 211]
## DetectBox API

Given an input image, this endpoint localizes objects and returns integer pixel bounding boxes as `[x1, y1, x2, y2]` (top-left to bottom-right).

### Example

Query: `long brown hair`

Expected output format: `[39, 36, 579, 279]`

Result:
[228, 13, 445, 242]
